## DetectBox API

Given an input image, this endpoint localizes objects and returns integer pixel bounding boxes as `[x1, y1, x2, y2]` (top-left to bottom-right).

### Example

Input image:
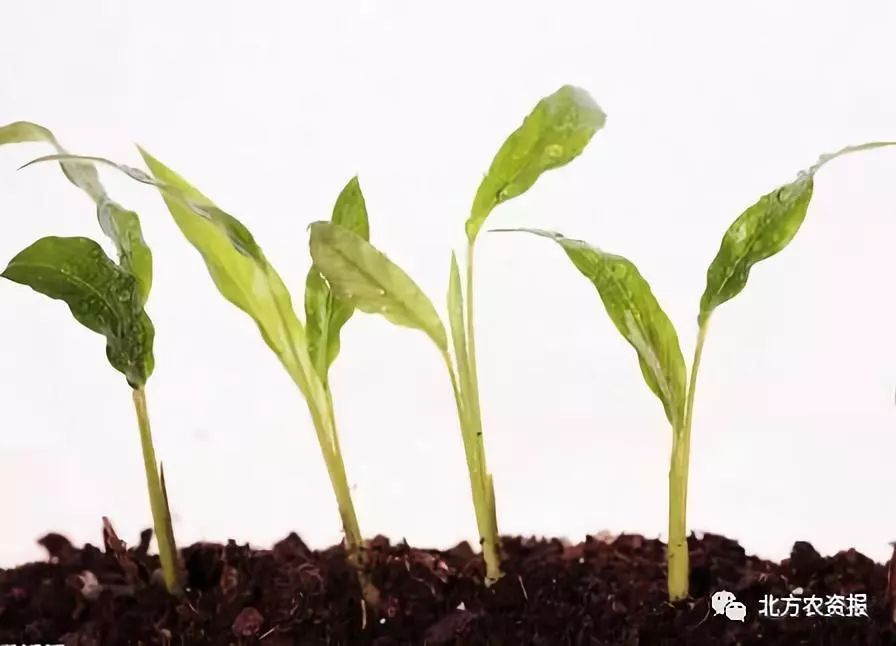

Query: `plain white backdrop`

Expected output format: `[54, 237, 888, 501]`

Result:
[2, 1, 896, 569]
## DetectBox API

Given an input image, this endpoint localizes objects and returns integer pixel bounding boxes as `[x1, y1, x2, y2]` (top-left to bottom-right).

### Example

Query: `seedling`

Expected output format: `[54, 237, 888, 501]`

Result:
[307, 85, 606, 584]
[0, 122, 180, 594]
[498, 141, 895, 601]
[22, 150, 377, 596]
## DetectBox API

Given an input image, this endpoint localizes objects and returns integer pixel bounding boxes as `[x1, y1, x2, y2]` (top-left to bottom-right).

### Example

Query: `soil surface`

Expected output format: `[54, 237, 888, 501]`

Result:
[0, 524, 893, 645]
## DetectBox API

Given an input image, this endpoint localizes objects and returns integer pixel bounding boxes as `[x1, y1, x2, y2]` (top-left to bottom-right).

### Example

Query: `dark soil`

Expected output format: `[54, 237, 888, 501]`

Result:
[1, 522, 893, 645]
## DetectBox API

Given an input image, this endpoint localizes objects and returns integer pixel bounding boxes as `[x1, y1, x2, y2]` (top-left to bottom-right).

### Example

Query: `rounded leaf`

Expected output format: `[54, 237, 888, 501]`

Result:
[2, 236, 155, 386]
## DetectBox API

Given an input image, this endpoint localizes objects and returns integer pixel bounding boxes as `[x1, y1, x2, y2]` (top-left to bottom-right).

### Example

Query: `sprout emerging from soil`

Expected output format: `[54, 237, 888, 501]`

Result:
[498, 141, 896, 601]
[309, 85, 606, 584]
[0, 122, 180, 594]
[19, 149, 376, 599]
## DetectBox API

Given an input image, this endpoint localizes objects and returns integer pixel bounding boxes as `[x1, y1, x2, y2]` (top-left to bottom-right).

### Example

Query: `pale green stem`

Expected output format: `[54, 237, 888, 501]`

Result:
[131, 387, 180, 594]
[667, 318, 710, 601]
[266, 269, 365, 571]
[464, 245, 484, 445]
[439, 347, 501, 583]
[306, 387, 364, 560]
[462, 243, 502, 584]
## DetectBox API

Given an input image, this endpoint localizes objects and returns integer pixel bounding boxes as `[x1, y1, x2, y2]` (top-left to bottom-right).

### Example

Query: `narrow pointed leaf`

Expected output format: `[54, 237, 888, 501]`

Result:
[507, 228, 686, 425]
[130, 149, 318, 397]
[158, 463, 179, 583]
[21, 151, 325, 402]
[699, 141, 896, 325]
[447, 252, 470, 392]
[699, 174, 814, 325]
[309, 222, 447, 351]
[330, 176, 370, 240]
[1, 236, 154, 386]
[465, 86, 606, 242]
[305, 177, 370, 382]
[2, 125, 153, 303]
[0, 122, 103, 201]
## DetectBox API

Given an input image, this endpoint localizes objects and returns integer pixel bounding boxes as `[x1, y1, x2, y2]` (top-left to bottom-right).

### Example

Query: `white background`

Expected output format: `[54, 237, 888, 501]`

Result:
[2, 1, 896, 568]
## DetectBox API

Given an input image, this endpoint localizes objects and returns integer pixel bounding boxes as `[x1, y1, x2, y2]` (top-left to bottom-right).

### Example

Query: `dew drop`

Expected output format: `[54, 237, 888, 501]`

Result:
[545, 144, 564, 159]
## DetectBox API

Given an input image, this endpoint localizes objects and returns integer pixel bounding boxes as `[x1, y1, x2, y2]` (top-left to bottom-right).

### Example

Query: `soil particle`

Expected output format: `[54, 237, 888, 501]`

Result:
[0, 529, 892, 645]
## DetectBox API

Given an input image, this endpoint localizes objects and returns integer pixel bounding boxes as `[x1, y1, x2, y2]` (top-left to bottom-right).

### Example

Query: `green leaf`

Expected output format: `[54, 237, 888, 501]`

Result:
[507, 228, 686, 426]
[699, 174, 813, 325]
[1, 236, 154, 386]
[465, 85, 606, 242]
[1, 123, 153, 303]
[96, 199, 153, 304]
[19, 150, 328, 403]
[330, 176, 370, 241]
[0, 121, 56, 146]
[309, 222, 447, 351]
[157, 462, 179, 583]
[305, 177, 370, 382]
[447, 252, 469, 388]
[25, 152, 267, 264]
[304, 269, 354, 382]
[131, 149, 318, 396]
[0, 121, 102, 201]
[698, 141, 896, 325]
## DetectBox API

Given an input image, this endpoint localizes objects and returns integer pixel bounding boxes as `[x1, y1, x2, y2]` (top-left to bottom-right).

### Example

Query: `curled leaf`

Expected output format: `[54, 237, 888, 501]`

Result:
[699, 174, 814, 325]
[133, 150, 317, 396]
[447, 252, 470, 394]
[96, 198, 153, 303]
[502, 228, 686, 426]
[465, 85, 606, 242]
[2, 236, 154, 386]
[305, 177, 370, 382]
[699, 141, 896, 324]
[0, 122, 103, 201]
[23, 152, 263, 263]
[309, 222, 447, 351]
[2, 125, 153, 303]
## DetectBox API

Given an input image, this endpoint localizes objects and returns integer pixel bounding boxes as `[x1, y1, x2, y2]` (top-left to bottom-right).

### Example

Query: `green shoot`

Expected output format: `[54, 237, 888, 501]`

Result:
[0, 122, 181, 594]
[310, 85, 605, 585]
[499, 141, 896, 601]
[21, 151, 376, 592]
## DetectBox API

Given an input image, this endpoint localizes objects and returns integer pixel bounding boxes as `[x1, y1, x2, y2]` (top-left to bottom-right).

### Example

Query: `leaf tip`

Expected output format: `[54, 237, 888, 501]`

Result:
[16, 155, 50, 172]
[135, 145, 159, 171]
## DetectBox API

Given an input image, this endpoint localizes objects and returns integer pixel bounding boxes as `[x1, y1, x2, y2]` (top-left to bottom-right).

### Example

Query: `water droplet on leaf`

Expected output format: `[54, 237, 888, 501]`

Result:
[545, 144, 564, 159]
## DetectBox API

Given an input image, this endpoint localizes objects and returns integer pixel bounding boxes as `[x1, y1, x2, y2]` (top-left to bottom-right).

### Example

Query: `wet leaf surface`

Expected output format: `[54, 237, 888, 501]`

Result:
[1, 236, 154, 386]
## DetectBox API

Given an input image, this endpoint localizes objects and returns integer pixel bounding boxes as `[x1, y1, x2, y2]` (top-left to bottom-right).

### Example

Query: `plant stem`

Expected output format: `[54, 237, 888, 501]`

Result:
[131, 387, 181, 595]
[321, 388, 380, 606]
[296, 363, 377, 606]
[464, 245, 484, 450]
[269, 269, 366, 575]
[667, 318, 710, 601]
[308, 387, 364, 561]
[462, 243, 502, 584]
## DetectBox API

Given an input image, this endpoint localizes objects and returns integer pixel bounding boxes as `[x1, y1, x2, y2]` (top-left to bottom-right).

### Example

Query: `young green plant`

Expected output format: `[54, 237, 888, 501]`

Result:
[499, 141, 895, 601]
[22, 150, 376, 592]
[0, 122, 181, 594]
[307, 85, 606, 584]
